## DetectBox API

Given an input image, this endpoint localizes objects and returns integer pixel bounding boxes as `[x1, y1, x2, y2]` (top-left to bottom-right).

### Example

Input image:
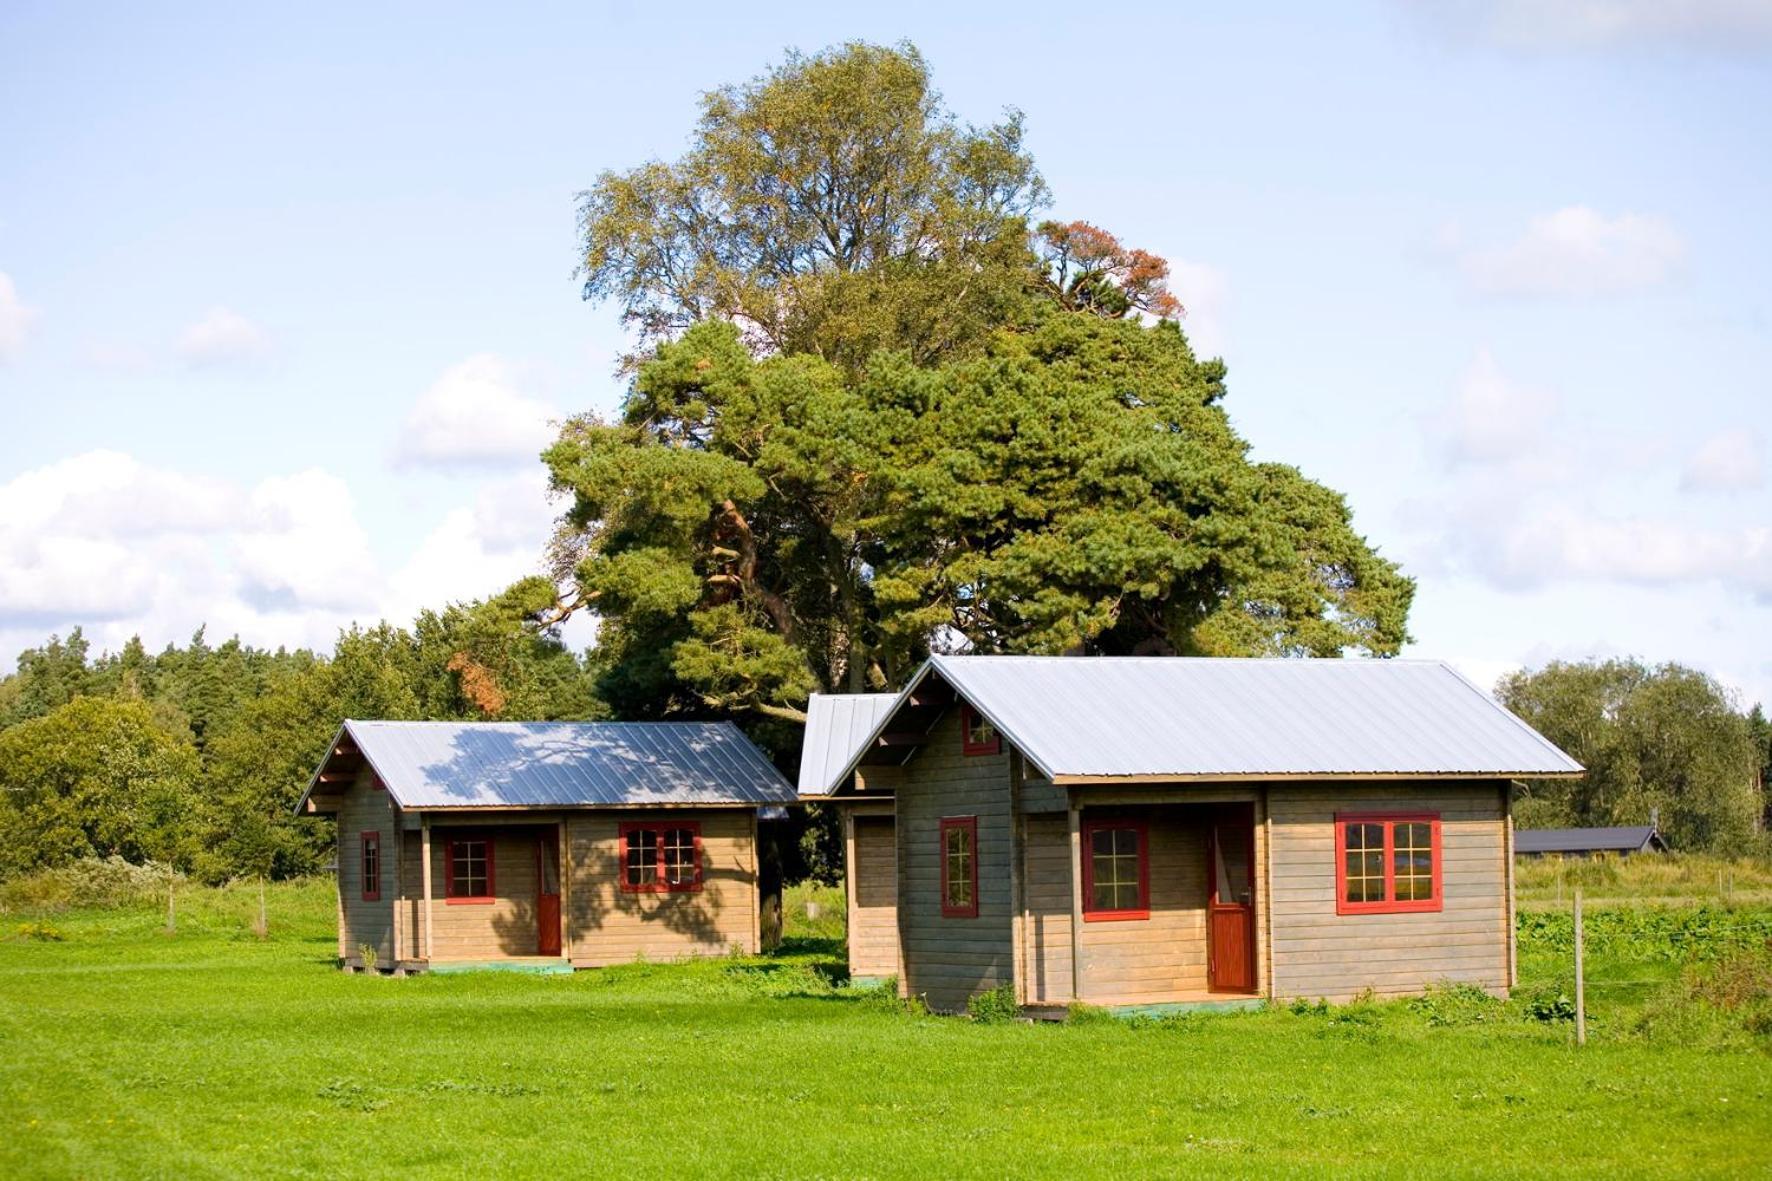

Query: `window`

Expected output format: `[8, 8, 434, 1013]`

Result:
[621, 823, 703, 893]
[959, 703, 1000, 756]
[445, 835, 495, 904]
[1082, 819, 1149, 921]
[1335, 813, 1442, 915]
[940, 817, 978, 917]
[360, 832, 381, 902]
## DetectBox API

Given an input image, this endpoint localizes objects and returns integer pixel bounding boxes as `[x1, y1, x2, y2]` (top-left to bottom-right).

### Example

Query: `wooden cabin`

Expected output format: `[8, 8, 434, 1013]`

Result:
[799, 656, 1584, 1013]
[298, 720, 796, 972]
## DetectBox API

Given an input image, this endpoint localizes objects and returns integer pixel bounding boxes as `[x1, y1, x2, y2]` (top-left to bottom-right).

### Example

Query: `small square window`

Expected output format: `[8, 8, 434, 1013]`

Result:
[959, 703, 1000, 756]
[445, 836, 495, 904]
[1082, 820, 1149, 921]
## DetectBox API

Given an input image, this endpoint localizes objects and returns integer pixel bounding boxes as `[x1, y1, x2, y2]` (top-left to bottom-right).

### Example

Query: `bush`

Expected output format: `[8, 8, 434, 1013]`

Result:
[12, 921, 65, 942]
[0, 856, 183, 915]
[1517, 985, 1577, 1024]
[1637, 940, 1772, 1046]
[966, 983, 1022, 1024]
[1409, 982, 1504, 1027]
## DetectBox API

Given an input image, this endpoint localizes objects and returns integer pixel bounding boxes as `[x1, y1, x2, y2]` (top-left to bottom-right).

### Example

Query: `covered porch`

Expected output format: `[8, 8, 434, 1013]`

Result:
[1016, 791, 1264, 1009]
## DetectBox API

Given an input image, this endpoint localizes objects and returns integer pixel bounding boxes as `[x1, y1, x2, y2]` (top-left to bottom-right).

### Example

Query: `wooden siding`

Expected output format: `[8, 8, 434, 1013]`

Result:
[895, 708, 1015, 1012]
[848, 815, 898, 980]
[1023, 806, 1213, 1004]
[1267, 782, 1511, 1002]
[337, 767, 398, 965]
[399, 824, 550, 961]
[565, 809, 758, 967]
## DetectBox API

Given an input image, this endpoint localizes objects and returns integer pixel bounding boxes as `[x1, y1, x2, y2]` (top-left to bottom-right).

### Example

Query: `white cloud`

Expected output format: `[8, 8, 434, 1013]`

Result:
[1483, 507, 1772, 595]
[233, 470, 380, 613]
[0, 272, 36, 361]
[1682, 428, 1764, 492]
[1460, 207, 1684, 297]
[385, 470, 561, 623]
[1413, 0, 1772, 50]
[177, 307, 271, 368]
[0, 448, 564, 672]
[1436, 350, 1555, 467]
[394, 354, 559, 469]
[1169, 259, 1230, 359]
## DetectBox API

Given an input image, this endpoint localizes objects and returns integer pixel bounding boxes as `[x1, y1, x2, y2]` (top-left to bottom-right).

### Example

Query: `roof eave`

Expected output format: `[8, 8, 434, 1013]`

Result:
[1050, 769, 1586, 785]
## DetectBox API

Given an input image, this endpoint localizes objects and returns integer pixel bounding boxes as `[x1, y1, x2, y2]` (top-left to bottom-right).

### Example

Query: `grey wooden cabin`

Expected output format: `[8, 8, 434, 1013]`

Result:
[800, 656, 1583, 1013]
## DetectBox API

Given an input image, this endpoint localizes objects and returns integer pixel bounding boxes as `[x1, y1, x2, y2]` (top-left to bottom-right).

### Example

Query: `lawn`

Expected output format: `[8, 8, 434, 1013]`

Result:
[1, 875, 1768, 1179]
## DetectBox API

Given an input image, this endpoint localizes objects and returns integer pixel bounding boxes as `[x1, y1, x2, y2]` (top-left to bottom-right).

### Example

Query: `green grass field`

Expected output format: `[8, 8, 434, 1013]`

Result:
[1, 874, 1768, 1179]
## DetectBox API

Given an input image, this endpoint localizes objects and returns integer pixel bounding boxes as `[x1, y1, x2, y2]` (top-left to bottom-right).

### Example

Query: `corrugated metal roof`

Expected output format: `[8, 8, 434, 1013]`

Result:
[836, 656, 1583, 783]
[332, 720, 796, 809]
[798, 693, 899, 796]
[1515, 826, 1663, 854]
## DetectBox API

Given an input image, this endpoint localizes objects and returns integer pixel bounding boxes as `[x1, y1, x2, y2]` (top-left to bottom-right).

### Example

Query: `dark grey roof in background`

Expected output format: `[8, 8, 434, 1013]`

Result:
[798, 693, 899, 796]
[332, 720, 796, 809]
[1515, 826, 1665, 854]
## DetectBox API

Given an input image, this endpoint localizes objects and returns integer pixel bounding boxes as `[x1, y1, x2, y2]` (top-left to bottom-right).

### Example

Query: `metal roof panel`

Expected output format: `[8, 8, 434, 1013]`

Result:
[339, 720, 796, 809]
[883, 656, 1583, 780]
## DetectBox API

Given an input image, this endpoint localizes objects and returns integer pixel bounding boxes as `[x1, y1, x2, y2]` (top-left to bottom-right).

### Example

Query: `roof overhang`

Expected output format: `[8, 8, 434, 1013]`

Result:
[294, 721, 392, 816]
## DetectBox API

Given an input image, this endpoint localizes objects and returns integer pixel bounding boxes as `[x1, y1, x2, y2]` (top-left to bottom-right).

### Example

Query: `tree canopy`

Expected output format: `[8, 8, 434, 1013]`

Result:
[1497, 659, 1763, 854]
[545, 313, 1413, 723]
[578, 42, 1051, 373]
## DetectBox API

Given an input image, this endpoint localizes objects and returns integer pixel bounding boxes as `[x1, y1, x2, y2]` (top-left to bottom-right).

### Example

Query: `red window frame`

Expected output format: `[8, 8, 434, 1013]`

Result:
[1334, 812, 1443, 915]
[619, 822, 704, 894]
[939, 816, 979, 918]
[444, 833, 496, 905]
[360, 831, 381, 902]
[1082, 818, 1150, 922]
[959, 703, 1001, 756]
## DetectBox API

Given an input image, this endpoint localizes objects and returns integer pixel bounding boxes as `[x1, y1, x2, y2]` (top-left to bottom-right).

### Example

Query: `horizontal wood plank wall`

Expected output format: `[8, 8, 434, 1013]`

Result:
[1023, 815, 1073, 1002]
[1268, 782, 1510, 1002]
[394, 825, 547, 961]
[337, 768, 396, 965]
[566, 809, 757, 967]
[1023, 807, 1209, 1004]
[849, 814, 899, 979]
[897, 708, 1014, 1013]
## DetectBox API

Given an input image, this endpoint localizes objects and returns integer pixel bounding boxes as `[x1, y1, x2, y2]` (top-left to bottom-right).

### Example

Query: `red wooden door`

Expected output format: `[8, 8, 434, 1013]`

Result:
[1207, 811, 1256, 993]
[537, 832, 562, 957]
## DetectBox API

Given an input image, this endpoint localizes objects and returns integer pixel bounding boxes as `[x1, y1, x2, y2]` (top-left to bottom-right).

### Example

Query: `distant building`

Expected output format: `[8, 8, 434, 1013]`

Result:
[1514, 825, 1667, 858]
[298, 720, 796, 972]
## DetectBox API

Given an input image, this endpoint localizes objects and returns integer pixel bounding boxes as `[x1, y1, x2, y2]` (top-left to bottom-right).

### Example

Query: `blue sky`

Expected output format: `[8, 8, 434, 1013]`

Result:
[1, 1, 1768, 704]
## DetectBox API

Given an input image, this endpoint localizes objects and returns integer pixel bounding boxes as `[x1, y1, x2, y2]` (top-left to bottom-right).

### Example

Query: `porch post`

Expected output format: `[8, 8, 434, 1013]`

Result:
[420, 816, 433, 962]
[1008, 752, 1027, 1005]
[1067, 794, 1083, 1003]
[559, 817, 572, 962]
[391, 819, 404, 966]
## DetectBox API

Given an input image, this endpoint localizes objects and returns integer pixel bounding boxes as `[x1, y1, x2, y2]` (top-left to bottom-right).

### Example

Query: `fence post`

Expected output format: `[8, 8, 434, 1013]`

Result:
[1573, 885, 1586, 1047]
[255, 876, 269, 939]
[165, 879, 176, 935]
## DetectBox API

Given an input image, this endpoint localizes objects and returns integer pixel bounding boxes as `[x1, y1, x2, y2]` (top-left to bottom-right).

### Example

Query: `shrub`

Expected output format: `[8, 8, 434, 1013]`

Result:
[1637, 940, 1772, 1046]
[1409, 982, 1504, 1027]
[966, 982, 1022, 1024]
[1517, 984, 1576, 1024]
[12, 921, 65, 942]
[0, 856, 183, 915]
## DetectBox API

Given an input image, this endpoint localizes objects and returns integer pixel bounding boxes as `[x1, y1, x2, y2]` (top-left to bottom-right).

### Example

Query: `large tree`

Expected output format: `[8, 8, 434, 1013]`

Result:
[0, 697, 201, 876]
[545, 313, 1413, 722]
[1497, 659, 1762, 853]
[577, 41, 1048, 372]
[549, 42, 1413, 724]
